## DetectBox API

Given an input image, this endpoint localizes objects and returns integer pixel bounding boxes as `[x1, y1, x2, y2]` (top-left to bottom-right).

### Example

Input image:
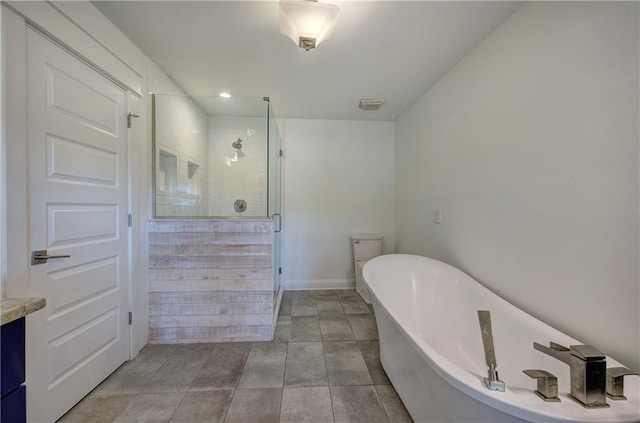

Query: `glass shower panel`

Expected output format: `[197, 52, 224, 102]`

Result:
[153, 94, 270, 217]
[268, 104, 283, 305]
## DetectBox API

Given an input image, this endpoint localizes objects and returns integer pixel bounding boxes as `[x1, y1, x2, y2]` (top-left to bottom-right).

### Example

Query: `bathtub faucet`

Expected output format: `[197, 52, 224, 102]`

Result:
[533, 341, 609, 408]
[477, 310, 505, 392]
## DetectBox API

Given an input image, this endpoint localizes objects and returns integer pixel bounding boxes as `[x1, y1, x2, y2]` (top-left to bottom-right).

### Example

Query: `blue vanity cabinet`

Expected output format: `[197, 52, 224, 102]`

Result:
[1, 317, 26, 423]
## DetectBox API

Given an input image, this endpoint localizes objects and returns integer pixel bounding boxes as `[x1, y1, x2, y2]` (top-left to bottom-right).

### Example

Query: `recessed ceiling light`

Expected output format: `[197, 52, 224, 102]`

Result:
[220, 92, 232, 98]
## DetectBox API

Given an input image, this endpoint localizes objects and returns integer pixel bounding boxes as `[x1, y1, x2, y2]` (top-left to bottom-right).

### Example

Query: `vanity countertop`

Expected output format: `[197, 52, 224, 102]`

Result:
[1, 298, 46, 325]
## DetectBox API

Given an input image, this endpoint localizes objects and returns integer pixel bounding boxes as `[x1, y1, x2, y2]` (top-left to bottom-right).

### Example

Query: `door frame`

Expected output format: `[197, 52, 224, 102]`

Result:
[1, 3, 148, 357]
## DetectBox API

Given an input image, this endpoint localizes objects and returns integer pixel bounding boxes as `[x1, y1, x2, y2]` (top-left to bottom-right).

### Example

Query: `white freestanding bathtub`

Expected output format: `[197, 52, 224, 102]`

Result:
[363, 254, 640, 423]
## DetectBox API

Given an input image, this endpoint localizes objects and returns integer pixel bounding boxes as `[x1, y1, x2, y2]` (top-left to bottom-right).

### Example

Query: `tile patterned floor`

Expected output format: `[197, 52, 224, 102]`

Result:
[58, 290, 413, 423]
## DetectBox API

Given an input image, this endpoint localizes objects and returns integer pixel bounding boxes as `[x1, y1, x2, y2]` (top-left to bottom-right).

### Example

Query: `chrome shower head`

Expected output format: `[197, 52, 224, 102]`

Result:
[232, 138, 243, 149]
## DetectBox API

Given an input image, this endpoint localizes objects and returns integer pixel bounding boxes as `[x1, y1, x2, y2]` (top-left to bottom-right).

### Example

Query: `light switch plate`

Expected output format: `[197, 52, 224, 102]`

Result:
[433, 209, 441, 224]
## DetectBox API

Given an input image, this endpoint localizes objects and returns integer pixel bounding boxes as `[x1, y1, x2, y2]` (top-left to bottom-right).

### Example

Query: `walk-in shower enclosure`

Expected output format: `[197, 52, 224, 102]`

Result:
[148, 95, 283, 343]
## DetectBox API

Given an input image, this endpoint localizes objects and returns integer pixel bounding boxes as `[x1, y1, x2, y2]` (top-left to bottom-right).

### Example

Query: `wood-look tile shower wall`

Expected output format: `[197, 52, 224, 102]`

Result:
[148, 219, 273, 343]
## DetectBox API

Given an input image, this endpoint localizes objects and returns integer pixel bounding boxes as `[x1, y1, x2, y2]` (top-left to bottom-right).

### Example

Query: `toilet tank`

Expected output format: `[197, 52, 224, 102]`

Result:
[351, 234, 383, 261]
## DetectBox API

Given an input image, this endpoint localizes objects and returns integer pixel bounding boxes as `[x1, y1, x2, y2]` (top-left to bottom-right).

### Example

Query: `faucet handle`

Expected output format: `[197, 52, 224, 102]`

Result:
[606, 367, 638, 400]
[549, 342, 569, 352]
[523, 369, 561, 402]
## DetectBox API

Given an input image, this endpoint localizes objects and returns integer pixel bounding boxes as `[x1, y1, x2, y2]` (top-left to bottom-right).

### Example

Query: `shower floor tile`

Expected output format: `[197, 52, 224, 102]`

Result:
[59, 290, 413, 423]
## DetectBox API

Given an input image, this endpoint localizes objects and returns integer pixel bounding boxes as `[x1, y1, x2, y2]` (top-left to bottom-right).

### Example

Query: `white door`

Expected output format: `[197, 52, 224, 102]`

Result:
[25, 28, 130, 423]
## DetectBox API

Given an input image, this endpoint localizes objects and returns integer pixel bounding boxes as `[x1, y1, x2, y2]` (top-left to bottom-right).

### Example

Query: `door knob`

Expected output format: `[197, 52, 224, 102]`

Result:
[31, 250, 71, 265]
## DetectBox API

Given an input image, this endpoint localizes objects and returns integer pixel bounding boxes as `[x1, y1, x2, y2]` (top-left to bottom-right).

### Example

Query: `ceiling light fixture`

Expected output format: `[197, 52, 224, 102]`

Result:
[279, 0, 339, 51]
[359, 99, 385, 110]
[219, 92, 232, 98]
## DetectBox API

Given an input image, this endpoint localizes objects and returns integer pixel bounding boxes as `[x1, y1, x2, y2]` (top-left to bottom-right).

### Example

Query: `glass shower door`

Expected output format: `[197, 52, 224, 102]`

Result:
[268, 104, 283, 307]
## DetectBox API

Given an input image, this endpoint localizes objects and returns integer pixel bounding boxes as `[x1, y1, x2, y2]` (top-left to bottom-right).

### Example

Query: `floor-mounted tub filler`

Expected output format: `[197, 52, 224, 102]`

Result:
[363, 254, 640, 423]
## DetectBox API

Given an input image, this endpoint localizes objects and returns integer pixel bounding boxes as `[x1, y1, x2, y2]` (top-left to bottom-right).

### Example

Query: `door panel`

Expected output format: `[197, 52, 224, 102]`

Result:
[47, 135, 119, 186]
[47, 257, 119, 315]
[26, 28, 129, 423]
[46, 59, 120, 135]
[47, 204, 119, 247]
[48, 308, 119, 386]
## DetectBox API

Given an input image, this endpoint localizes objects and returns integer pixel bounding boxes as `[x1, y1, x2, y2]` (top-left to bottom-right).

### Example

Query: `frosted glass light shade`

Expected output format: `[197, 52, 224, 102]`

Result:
[279, 0, 339, 50]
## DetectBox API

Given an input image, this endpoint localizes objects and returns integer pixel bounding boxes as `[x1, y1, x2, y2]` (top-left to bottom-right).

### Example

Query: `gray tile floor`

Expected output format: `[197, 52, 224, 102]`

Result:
[58, 290, 413, 423]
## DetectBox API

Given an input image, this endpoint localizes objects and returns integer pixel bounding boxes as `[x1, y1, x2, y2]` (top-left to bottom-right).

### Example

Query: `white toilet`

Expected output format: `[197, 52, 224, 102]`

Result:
[351, 234, 383, 304]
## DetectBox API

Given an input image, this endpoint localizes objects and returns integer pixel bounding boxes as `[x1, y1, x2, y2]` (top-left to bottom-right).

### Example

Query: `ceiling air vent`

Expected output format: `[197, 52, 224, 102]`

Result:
[359, 98, 384, 111]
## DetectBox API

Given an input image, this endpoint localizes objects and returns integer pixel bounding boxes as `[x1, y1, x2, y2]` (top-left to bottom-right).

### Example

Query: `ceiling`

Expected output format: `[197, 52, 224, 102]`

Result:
[94, 1, 522, 121]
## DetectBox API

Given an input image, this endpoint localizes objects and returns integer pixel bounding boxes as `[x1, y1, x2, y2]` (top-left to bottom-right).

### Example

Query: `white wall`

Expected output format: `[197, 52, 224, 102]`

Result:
[284, 119, 395, 290]
[154, 95, 209, 216]
[208, 116, 268, 216]
[395, 1, 639, 370]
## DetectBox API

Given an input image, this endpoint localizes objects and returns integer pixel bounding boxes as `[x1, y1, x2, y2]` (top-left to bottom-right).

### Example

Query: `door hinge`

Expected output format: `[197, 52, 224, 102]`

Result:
[128, 311, 133, 325]
[127, 113, 140, 129]
[278, 267, 282, 275]
[279, 149, 283, 157]
[128, 214, 132, 227]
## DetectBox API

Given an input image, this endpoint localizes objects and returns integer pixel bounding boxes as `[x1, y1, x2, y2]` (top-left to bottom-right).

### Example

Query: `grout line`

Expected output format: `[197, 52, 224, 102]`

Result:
[320, 341, 331, 393]
[220, 388, 235, 423]
[222, 341, 253, 423]
[372, 385, 391, 423]
[233, 343, 253, 390]
[165, 391, 188, 422]
[135, 348, 172, 394]
[280, 341, 289, 396]
[317, 297, 338, 423]
[277, 381, 284, 422]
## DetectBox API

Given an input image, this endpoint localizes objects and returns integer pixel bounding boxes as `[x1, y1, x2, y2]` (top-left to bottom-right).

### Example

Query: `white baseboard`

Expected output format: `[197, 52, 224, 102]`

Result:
[284, 279, 355, 291]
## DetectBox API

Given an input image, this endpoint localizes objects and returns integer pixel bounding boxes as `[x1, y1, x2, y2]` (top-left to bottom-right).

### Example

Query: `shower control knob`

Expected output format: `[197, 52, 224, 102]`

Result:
[234, 199, 247, 214]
